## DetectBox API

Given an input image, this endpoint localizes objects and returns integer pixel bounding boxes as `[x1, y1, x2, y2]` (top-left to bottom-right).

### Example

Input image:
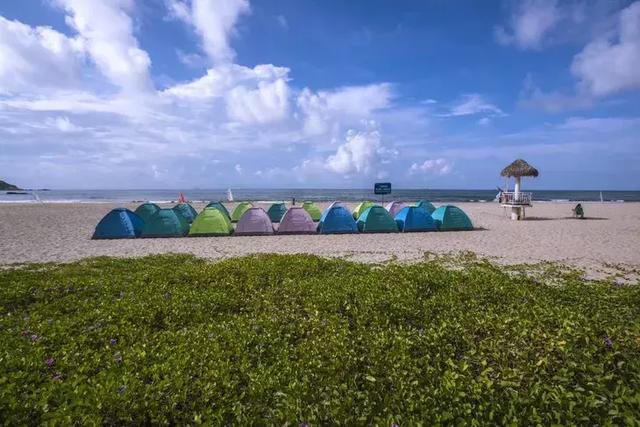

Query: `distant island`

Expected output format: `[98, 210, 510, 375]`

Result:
[0, 179, 21, 191]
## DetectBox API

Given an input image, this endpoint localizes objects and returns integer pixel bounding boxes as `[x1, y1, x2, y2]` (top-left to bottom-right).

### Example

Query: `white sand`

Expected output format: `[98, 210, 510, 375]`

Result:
[1, 202, 639, 277]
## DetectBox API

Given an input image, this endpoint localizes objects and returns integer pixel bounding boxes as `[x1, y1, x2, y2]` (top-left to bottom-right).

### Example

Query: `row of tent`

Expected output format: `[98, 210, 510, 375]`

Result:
[92, 200, 473, 239]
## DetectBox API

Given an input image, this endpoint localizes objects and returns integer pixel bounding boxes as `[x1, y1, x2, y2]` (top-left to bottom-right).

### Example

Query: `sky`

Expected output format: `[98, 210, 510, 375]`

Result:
[0, 0, 639, 190]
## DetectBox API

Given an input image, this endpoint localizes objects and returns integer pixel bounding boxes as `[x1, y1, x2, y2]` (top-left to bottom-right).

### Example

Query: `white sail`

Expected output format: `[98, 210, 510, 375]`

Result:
[600, 191, 604, 203]
[227, 188, 234, 202]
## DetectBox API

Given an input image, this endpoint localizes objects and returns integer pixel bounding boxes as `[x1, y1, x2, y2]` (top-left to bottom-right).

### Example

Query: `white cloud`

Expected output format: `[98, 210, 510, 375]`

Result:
[409, 158, 453, 175]
[324, 125, 397, 176]
[298, 83, 392, 135]
[45, 116, 82, 132]
[495, 0, 561, 49]
[163, 64, 290, 99]
[0, 17, 85, 93]
[571, 1, 640, 97]
[54, 0, 152, 93]
[234, 163, 243, 174]
[226, 78, 290, 124]
[276, 15, 288, 30]
[446, 94, 505, 117]
[166, 0, 250, 64]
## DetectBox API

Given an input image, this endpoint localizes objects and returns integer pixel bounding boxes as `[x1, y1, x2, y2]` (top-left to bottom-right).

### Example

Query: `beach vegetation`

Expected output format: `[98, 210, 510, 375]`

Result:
[1, 254, 639, 425]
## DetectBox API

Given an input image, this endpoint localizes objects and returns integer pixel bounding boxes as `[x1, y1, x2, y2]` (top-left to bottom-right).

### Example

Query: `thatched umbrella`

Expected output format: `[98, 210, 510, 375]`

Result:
[500, 159, 538, 197]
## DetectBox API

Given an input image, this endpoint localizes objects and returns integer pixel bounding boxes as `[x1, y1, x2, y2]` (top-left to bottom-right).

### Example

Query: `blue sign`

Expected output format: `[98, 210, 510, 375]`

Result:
[374, 182, 392, 195]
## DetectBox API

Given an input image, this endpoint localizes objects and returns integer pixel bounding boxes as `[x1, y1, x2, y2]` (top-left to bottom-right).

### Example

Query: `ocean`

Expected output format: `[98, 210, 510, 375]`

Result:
[1, 189, 639, 203]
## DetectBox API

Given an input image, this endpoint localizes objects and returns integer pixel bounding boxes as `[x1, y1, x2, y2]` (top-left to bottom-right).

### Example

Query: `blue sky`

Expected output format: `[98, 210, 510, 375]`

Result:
[0, 0, 639, 189]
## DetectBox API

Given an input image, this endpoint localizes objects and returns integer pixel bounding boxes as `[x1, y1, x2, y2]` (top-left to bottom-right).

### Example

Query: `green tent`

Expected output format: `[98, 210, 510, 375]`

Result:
[357, 205, 398, 233]
[231, 201, 253, 222]
[134, 202, 160, 223]
[141, 208, 190, 238]
[205, 201, 230, 219]
[173, 203, 198, 223]
[267, 202, 287, 222]
[302, 201, 322, 221]
[353, 201, 374, 220]
[414, 200, 436, 214]
[431, 205, 473, 231]
[189, 208, 234, 236]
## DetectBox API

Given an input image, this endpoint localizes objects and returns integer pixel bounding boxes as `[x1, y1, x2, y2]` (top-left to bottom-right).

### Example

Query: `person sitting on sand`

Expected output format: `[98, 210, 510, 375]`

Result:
[572, 203, 585, 219]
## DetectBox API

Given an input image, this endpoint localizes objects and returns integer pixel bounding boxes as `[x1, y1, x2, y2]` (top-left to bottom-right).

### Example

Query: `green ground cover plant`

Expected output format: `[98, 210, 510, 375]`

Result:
[1, 254, 639, 425]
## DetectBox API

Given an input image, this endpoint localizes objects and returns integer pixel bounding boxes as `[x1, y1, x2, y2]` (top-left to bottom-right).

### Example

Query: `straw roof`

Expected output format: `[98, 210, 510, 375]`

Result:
[500, 159, 539, 178]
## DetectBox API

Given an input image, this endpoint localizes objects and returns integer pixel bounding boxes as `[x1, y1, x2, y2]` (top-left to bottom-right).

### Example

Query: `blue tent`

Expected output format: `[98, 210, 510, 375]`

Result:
[431, 205, 474, 231]
[92, 208, 144, 239]
[317, 206, 359, 234]
[395, 206, 438, 232]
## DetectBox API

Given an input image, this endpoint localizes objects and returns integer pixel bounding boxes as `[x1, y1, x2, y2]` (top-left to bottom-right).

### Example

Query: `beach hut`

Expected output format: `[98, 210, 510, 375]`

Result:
[357, 205, 398, 233]
[205, 201, 230, 219]
[500, 159, 539, 220]
[431, 205, 473, 231]
[188, 208, 233, 237]
[134, 202, 160, 223]
[235, 208, 274, 236]
[278, 206, 317, 234]
[267, 202, 288, 223]
[231, 202, 253, 222]
[92, 208, 144, 239]
[414, 200, 436, 214]
[385, 201, 407, 218]
[395, 206, 438, 232]
[318, 206, 359, 234]
[141, 208, 190, 238]
[353, 201, 374, 220]
[173, 203, 198, 223]
[302, 201, 322, 221]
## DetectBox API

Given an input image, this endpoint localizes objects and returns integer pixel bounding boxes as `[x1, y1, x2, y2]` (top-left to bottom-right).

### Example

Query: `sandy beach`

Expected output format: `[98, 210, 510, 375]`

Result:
[1, 201, 638, 277]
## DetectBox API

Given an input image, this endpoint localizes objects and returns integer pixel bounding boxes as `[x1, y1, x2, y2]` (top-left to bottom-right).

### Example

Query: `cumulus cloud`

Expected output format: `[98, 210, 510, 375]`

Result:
[324, 125, 397, 176]
[297, 83, 392, 135]
[226, 79, 289, 124]
[494, 0, 561, 49]
[45, 116, 82, 132]
[54, 0, 152, 92]
[0, 17, 85, 93]
[166, 0, 250, 64]
[571, 1, 640, 97]
[409, 158, 453, 175]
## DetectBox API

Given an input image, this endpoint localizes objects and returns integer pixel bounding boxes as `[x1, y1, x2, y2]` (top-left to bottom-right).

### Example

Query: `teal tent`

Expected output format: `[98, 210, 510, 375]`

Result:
[134, 202, 160, 223]
[415, 200, 436, 214]
[357, 205, 398, 233]
[92, 208, 144, 239]
[141, 208, 190, 238]
[173, 203, 198, 223]
[267, 202, 288, 223]
[205, 201, 230, 219]
[431, 205, 473, 231]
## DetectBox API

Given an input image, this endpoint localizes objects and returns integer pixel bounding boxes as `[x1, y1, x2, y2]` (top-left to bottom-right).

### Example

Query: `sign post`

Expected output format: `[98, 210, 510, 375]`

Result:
[374, 182, 392, 205]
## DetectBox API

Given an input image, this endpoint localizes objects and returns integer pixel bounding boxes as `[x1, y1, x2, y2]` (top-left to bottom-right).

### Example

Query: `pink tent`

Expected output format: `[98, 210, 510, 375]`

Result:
[278, 206, 316, 234]
[386, 201, 407, 218]
[234, 208, 274, 235]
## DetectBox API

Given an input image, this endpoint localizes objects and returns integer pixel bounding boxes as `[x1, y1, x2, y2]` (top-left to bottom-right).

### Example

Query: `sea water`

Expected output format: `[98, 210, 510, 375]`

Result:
[1, 189, 639, 203]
